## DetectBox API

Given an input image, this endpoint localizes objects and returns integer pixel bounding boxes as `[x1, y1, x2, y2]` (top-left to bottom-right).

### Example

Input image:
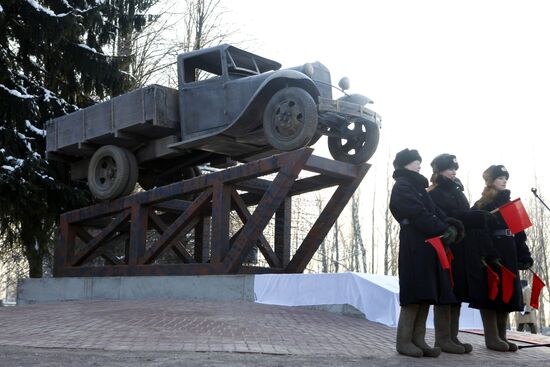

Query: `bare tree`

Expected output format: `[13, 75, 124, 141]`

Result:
[331, 219, 340, 273]
[370, 181, 377, 274]
[122, 0, 239, 88]
[350, 191, 366, 273]
[316, 193, 330, 273]
[527, 176, 550, 331]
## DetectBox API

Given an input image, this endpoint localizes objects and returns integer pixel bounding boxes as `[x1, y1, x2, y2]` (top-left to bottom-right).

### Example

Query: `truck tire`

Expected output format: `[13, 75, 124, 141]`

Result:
[121, 149, 138, 197]
[328, 118, 380, 164]
[263, 87, 318, 151]
[88, 145, 137, 200]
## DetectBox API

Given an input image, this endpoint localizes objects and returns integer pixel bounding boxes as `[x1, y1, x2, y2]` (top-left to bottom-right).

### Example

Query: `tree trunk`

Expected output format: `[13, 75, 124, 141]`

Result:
[332, 219, 339, 273]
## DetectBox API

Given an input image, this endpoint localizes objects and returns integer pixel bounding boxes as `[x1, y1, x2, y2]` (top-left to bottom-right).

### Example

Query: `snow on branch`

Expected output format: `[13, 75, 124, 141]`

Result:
[26, 0, 68, 17]
[78, 43, 103, 55]
[25, 120, 46, 137]
[0, 84, 34, 99]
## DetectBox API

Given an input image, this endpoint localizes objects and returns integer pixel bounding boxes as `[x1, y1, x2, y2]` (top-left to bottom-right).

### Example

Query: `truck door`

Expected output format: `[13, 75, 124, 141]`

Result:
[178, 49, 228, 139]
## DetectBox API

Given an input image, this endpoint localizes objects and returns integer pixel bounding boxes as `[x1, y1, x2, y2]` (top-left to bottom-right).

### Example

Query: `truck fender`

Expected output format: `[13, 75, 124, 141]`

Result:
[238, 70, 320, 123]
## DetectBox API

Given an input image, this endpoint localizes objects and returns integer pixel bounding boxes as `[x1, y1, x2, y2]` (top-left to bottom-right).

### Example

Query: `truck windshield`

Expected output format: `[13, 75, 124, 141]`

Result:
[226, 49, 259, 76]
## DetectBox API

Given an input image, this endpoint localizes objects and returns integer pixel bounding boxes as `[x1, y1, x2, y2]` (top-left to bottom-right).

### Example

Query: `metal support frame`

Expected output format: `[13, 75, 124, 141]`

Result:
[53, 148, 370, 277]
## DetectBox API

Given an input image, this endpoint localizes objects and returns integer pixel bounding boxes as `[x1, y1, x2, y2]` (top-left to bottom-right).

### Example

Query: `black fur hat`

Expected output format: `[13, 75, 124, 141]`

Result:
[431, 154, 459, 173]
[483, 165, 509, 185]
[393, 148, 422, 169]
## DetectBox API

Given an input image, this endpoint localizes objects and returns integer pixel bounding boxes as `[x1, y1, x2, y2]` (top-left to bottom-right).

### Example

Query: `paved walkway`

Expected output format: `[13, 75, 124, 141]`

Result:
[0, 300, 549, 366]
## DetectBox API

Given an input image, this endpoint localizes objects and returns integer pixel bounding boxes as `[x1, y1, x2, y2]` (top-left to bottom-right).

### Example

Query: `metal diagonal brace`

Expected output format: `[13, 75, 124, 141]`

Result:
[71, 209, 131, 266]
[285, 163, 370, 273]
[222, 148, 313, 273]
[143, 188, 212, 264]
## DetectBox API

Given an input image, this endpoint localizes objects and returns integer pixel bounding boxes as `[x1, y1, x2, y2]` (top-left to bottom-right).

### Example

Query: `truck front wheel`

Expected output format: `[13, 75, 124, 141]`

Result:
[328, 118, 380, 164]
[263, 87, 318, 151]
[88, 145, 137, 200]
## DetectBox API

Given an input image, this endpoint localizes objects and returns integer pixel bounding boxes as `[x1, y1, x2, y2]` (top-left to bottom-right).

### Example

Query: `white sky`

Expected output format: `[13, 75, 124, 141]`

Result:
[226, 0, 550, 205]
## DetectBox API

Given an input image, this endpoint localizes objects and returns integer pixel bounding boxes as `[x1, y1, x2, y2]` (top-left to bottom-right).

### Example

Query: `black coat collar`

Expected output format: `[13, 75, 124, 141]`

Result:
[435, 175, 464, 192]
[493, 189, 511, 207]
[393, 169, 429, 189]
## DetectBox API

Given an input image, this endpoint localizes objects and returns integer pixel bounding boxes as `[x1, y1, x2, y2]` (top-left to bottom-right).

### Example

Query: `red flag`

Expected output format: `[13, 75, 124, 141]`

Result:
[486, 266, 499, 300]
[498, 198, 532, 234]
[500, 265, 516, 303]
[426, 236, 450, 270]
[530, 272, 546, 309]
[447, 249, 455, 288]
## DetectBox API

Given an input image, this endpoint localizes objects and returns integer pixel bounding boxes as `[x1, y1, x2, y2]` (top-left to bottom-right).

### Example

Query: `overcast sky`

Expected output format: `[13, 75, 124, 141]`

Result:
[226, 0, 550, 205]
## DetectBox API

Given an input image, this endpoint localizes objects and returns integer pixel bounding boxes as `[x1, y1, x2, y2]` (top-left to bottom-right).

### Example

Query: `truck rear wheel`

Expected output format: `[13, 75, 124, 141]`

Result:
[328, 118, 380, 164]
[88, 145, 137, 200]
[263, 87, 318, 151]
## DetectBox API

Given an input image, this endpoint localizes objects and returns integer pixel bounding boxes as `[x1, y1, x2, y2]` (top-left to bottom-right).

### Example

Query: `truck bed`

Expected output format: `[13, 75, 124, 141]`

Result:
[46, 85, 180, 160]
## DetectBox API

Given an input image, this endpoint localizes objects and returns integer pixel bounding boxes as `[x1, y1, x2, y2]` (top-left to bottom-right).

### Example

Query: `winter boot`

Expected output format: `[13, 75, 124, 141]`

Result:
[450, 305, 473, 353]
[412, 304, 441, 357]
[479, 309, 509, 351]
[496, 311, 518, 352]
[396, 304, 423, 357]
[434, 305, 465, 353]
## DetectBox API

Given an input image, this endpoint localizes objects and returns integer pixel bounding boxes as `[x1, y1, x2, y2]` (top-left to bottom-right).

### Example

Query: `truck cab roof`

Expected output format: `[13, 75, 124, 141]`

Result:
[178, 44, 281, 82]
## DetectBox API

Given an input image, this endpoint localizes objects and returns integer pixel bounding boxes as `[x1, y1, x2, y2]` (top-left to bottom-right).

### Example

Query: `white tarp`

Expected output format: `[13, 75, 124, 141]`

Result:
[254, 272, 483, 329]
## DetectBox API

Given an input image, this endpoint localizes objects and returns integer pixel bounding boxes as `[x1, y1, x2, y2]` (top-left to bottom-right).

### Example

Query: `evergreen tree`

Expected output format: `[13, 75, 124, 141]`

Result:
[0, 0, 149, 277]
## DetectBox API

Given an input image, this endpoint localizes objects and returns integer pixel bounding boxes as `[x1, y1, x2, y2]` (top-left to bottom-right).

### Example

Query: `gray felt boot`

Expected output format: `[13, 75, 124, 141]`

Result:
[396, 304, 423, 357]
[412, 304, 441, 357]
[480, 309, 509, 351]
[434, 305, 465, 354]
[450, 305, 473, 353]
[496, 311, 518, 352]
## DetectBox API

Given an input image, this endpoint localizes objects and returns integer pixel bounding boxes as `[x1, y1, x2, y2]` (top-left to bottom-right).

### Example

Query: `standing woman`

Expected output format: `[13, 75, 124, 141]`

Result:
[427, 154, 477, 354]
[389, 149, 462, 358]
[472, 165, 534, 351]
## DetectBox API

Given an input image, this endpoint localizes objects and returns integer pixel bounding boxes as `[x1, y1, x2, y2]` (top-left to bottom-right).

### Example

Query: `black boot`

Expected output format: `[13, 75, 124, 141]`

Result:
[412, 304, 441, 357]
[396, 304, 423, 357]
[434, 305, 465, 353]
[496, 311, 518, 352]
[480, 309, 509, 351]
[450, 305, 473, 353]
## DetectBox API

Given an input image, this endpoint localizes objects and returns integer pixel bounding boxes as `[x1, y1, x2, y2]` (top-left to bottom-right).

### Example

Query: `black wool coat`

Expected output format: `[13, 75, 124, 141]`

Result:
[472, 190, 533, 311]
[428, 175, 494, 304]
[390, 169, 457, 306]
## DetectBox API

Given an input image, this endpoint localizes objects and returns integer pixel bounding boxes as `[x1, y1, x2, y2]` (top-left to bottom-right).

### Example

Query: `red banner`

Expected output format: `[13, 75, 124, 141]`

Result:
[426, 236, 450, 270]
[498, 198, 532, 234]
[530, 272, 546, 309]
[486, 265, 499, 301]
[500, 264, 516, 303]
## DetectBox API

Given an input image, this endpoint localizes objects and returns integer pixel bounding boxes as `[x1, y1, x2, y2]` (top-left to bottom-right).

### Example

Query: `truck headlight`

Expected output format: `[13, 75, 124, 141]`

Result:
[302, 63, 314, 78]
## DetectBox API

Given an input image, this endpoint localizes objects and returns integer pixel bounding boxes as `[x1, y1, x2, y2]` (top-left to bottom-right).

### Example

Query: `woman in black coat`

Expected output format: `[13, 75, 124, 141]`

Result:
[472, 165, 533, 352]
[389, 149, 461, 358]
[427, 154, 474, 354]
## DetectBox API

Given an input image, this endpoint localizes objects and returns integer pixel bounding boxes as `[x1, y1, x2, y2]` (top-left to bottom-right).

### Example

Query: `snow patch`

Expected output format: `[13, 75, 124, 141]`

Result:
[2, 165, 15, 172]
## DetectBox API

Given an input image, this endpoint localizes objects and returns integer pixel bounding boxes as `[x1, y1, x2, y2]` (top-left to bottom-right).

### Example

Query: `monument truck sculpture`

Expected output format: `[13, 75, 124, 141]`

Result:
[46, 44, 381, 200]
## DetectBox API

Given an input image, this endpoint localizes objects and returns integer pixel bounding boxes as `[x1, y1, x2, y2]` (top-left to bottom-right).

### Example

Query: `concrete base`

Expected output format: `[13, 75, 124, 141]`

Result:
[17, 275, 255, 305]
